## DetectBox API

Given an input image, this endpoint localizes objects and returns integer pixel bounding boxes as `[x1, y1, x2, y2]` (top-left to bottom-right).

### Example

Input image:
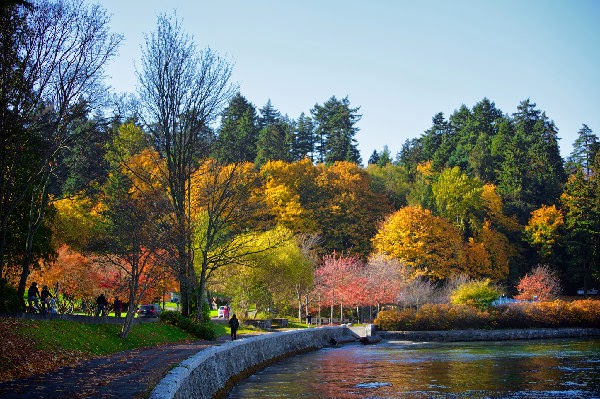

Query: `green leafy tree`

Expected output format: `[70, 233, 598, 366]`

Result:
[450, 279, 502, 310]
[432, 167, 484, 239]
[311, 96, 362, 165]
[560, 166, 599, 292]
[366, 163, 411, 210]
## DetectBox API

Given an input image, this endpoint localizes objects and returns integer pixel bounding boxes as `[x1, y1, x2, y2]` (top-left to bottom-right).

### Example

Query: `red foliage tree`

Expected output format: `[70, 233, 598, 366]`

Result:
[515, 264, 562, 301]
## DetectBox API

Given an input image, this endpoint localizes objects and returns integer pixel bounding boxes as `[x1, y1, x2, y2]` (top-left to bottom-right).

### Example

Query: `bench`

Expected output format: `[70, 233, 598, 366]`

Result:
[271, 318, 288, 328]
[243, 319, 271, 329]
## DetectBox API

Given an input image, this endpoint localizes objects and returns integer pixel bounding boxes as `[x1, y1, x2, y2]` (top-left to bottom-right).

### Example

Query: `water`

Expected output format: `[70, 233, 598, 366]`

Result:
[226, 338, 600, 399]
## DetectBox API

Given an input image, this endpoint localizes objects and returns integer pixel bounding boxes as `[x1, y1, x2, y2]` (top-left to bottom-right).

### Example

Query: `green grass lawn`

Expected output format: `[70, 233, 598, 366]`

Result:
[17, 319, 198, 356]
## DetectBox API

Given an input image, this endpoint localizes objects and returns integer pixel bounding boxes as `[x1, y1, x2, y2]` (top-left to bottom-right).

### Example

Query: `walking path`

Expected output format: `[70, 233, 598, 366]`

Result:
[0, 336, 234, 399]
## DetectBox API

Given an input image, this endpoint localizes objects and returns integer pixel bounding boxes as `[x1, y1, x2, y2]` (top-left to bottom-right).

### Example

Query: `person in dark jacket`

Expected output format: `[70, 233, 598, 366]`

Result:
[27, 282, 40, 312]
[40, 285, 53, 313]
[229, 314, 240, 340]
[113, 297, 122, 318]
[96, 293, 109, 316]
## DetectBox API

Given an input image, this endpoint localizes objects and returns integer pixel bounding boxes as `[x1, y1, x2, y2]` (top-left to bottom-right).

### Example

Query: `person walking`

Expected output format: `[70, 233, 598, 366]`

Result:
[114, 297, 122, 318]
[96, 293, 109, 316]
[229, 314, 239, 341]
[307, 314, 312, 327]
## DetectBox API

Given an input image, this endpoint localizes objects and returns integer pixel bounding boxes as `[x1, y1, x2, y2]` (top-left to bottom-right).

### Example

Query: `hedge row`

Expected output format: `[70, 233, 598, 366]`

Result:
[374, 300, 600, 331]
[160, 310, 216, 340]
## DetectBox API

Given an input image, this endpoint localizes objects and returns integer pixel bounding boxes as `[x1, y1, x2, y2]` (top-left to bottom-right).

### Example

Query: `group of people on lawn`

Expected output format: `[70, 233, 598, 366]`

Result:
[27, 281, 124, 317]
[27, 282, 57, 314]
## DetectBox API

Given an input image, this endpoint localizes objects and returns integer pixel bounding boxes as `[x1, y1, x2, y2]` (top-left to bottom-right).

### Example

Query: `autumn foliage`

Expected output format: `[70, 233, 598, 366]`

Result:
[375, 299, 600, 331]
[515, 264, 561, 301]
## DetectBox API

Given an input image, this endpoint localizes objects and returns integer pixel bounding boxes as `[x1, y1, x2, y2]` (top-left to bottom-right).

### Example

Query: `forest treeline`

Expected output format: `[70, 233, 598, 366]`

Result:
[1, 1, 598, 332]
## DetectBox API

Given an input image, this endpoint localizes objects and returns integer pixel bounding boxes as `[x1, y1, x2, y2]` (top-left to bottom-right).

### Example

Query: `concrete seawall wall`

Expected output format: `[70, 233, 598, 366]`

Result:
[149, 326, 359, 399]
[380, 327, 600, 342]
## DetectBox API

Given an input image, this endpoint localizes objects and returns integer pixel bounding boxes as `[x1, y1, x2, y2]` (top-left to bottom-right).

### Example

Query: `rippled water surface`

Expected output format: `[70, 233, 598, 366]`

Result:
[226, 338, 600, 399]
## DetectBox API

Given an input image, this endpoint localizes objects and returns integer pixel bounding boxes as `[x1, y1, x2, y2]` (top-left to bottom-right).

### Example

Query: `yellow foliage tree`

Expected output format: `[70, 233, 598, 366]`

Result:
[525, 204, 564, 260]
[372, 205, 465, 280]
[260, 158, 319, 233]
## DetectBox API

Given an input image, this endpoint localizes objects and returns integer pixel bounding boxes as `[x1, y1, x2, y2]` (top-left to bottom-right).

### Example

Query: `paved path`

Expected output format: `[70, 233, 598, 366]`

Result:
[0, 336, 233, 399]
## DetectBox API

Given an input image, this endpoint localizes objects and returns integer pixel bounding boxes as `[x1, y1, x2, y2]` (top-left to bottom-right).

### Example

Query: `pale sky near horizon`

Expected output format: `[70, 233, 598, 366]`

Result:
[97, 0, 600, 164]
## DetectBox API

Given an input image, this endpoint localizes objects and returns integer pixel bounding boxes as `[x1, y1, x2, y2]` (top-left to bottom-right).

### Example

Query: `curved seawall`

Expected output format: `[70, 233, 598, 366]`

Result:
[380, 327, 600, 342]
[149, 326, 358, 399]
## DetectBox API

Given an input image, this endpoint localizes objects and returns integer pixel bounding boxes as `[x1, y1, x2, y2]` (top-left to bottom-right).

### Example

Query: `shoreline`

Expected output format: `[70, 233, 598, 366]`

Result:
[378, 327, 600, 342]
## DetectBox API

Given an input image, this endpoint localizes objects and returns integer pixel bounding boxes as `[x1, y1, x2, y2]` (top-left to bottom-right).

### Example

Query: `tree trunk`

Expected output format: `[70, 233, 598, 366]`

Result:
[297, 291, 302, 323]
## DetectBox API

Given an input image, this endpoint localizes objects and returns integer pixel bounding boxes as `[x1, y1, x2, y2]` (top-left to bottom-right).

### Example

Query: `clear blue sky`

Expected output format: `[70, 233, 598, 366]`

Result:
[98, 0, 600, 163]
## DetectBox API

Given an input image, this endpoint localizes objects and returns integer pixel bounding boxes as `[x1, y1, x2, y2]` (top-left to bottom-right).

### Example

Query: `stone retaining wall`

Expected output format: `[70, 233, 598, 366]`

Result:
[380, 327, 600, 342]
[149, 326, 359, 399]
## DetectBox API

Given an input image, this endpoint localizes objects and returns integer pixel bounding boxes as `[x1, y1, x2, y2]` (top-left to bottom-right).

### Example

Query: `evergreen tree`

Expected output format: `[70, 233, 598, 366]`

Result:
[368, 150, 380, 165]
[567, 124, 599, 175]
[293, 112, 315, 161]
[258, 99, 281, 130]
[311, 96, 362, 165]
[421, 112, 449, 166]
[497, 100, 566, 222]
[396, 138, 423, 172]
[214, 93, 259, 164]
[255, 122, 289, 167]
[377, 145, 393, 167]
[468, 99, 504, 182]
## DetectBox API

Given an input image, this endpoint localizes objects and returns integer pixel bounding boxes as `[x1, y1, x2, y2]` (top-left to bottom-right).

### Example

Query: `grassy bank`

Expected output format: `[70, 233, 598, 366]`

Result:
[0, 317, 198, 382]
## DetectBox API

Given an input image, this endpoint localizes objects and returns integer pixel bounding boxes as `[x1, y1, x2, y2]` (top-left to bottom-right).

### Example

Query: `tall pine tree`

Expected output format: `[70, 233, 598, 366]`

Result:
[214, 93, 259, 164]
[311, 96, 361, 165]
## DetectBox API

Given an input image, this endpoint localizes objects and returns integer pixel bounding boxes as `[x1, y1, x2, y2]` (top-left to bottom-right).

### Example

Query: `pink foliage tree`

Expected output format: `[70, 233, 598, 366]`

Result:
[314, 253, 364, 323]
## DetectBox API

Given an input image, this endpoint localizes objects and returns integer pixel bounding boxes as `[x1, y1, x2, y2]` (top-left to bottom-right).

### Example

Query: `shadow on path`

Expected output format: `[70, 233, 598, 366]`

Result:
[0, 336, 234, 399]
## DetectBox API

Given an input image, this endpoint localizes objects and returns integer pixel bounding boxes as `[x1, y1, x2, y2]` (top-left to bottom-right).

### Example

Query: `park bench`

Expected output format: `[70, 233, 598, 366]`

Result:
[243, 319, 271, 329]
[271, 318, 288, 328]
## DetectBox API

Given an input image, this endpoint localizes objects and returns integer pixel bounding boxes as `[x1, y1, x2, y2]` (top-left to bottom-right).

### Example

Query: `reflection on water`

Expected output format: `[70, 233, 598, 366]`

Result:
[226, 338, 600, 399]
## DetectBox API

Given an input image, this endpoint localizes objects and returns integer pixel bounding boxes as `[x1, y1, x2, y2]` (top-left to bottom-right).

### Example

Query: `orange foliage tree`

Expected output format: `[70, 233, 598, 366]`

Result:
[29, 245, 104, 312]
[314, 161, 392, 256]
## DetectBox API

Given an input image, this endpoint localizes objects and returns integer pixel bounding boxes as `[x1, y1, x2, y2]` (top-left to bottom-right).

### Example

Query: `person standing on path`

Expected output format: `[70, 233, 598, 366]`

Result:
[307, 314, 312, 327]
[229, 314, 239, 340]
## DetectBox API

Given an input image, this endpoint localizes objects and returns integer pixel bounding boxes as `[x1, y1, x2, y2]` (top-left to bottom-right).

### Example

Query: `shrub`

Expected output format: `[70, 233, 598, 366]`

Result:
[570, 300, 600, 328]
[413, 304, 490, 330]
[514, 264, 561, 301]
[374, 300, 600, 331]
[0, 280, 23, 313]
[450, 279, 502, 310]
[374, 308, 416, 331]
[160, 310, 216, 340]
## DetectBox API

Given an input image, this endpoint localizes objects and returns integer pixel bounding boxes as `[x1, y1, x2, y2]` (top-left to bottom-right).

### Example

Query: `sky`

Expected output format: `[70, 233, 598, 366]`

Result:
[97, 0, 600, 163]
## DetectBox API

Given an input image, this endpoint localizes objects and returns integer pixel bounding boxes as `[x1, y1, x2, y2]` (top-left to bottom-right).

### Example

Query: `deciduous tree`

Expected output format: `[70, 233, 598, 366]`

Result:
[372, 205, 464, 280]
[137, 12, 236, 316]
